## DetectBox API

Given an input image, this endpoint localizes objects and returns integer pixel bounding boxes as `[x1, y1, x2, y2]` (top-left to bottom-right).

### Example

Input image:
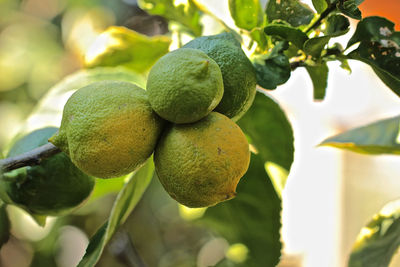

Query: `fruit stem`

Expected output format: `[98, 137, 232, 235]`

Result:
[0, 143, 61, 173]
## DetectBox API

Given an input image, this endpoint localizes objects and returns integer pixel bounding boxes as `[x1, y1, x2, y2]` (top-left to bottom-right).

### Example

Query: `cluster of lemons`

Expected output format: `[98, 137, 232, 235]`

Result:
[1, 32, 257, 216]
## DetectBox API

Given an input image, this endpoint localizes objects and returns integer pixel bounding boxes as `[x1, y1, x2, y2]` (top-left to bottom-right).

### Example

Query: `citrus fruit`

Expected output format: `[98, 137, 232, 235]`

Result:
[147, 48, 224, 123]
[0, 127, 95, 216]
[183, 32, 257, 121]
[154, 112, 250, 208]
[49, 80, 165, 178]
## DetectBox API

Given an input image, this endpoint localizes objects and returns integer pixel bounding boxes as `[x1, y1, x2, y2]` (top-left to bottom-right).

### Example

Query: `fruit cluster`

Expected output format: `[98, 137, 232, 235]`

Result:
[1, 32, 257, 216]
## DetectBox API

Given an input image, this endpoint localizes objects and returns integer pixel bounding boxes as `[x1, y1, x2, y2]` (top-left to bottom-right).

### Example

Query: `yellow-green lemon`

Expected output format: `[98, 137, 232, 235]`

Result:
[50, 81, 164, 178]
[147, 48, 224, 124]
[184, 32, 257, 121]
[154, 112, 250, 208]
[0, 127, 95, 216]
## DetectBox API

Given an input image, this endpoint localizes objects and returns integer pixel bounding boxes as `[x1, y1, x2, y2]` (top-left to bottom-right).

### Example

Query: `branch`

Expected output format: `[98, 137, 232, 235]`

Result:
[305, 3, 337, 34]
[0, 143, 61, 173]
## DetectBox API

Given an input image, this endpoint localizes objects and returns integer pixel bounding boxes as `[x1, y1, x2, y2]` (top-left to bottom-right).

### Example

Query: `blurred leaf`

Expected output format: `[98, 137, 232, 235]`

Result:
[266, 0, 314, 27]
[199, 154, 281, 267]
[250, 27, 268, 50]
[84, 26, 171, 73]
[229, 0, 264, 31]
[78, 159, 154, 267]
[348, 199, 400, 267]
[304, 36, 331, 58]
[138, 0, 203, 36]
[324, 14, 350, 36]
[347, 17, 400, 96]
[238, 91, 294, 172]
[89, 176, 127, 202]
[337, 0, 362, 20]
[320, 115, 400, 154]
[312, 0, 328, 13]
[30, 214, 47, 227]
[306, 62, 329, 100]
[264, 23, 308, 48]
[0, 203, 10, 248]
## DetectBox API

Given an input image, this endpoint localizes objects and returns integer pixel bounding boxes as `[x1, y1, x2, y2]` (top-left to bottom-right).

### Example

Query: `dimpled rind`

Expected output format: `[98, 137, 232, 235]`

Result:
[147, 48, 224, 124]
[184, 32, 257, 121]
[154, 112, 250, 208]
[0, 127, 95, 216]
[50, 81, 165, 178]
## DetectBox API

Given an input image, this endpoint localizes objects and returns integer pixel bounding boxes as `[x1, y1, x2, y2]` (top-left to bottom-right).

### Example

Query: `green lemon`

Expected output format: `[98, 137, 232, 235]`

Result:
[49, 80, 165, 178]
[184, 32, 257, 121]
[0, 127, 95, 216]
[147, 48, 224, 124]
[154, 112, 250, 208]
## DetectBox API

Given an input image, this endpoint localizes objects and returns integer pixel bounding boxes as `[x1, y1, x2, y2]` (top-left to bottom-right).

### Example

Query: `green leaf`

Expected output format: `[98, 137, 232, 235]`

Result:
[199, 154, 281, 267]
[77, 159, 154, 267]
[304, 36, 331, 58]
[306, 62, 329, 100]
[324, 14, 350, 36]
[346, 17, 400, 96]
[250, 27, 268, 50]
[264, 24, 309, 48]
[229, 0, 264, 31]
[266, 0, 315, 27]
[254, 55, 290, 90]
[238, 91, 294, 172]
[348, 199, 400, 267]
[337, 0, 362, 20]
[319, 115, 400, 154]
[0, 204, 10, 248]
[312, 0, 328, 13]
[84, 26, 171, 73]
[138, 0, 203, 36]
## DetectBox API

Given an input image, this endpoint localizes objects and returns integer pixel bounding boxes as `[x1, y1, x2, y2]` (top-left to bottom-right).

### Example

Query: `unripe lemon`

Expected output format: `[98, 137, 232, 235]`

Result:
[154, 112, 250, 208]
[0, 127, 95, 216]
[184, 32, 257, 121]
[50, 81, 165, 178]
[147, 48, 224, 123]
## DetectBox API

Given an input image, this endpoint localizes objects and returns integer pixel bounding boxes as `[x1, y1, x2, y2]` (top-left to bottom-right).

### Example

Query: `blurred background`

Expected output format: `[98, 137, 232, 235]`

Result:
[1, 0, 400, 266]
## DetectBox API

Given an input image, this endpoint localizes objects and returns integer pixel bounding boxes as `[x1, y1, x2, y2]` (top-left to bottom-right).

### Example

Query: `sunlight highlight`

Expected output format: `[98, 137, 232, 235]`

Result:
[226, 243, 249, 263]
[85, 31, 123, 64]
[178, 204, 207, 220]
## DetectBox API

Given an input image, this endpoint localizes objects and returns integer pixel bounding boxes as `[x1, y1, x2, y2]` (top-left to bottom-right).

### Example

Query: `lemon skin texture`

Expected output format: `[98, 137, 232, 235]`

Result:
[50, 81, 165, 178]
[154, 112, 250, 208]
[0, 127, 95, 216]
[184, 32, 257, 121]
[147, 48, 224, 124]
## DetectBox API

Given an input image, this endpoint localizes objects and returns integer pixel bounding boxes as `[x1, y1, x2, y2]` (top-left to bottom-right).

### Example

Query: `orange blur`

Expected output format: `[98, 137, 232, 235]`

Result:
[359, 0, 400, 29]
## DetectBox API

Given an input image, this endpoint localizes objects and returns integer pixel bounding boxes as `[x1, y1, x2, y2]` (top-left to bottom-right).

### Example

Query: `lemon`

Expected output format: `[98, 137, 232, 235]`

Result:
[184, 32, 257, 121]
[50, 81, 165, 178]
[147, 48, 224, 123]
[154, 112, 250, 208]
[0, 127, 95, 216]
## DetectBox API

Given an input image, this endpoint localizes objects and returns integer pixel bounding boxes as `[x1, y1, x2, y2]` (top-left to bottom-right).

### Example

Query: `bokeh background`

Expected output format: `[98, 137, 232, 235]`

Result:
[1, 0, 400, 266]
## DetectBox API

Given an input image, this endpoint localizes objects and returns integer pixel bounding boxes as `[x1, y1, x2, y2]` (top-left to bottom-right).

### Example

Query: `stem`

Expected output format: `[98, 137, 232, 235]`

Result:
[305, 3, 337, 34]
[0, 143, 61, 173]
[290, 60, 306, 70]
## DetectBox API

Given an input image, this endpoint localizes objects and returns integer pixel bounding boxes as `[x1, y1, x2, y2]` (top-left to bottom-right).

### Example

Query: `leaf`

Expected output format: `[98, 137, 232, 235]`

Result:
[138, 0, 203, 36]
[264, 23, 309, 48]
[306, 62, 329, 100]
[337, 0, 362, 20]
[250, 27, 268, 50]
[199, 154, 281, 267]
[0, 203, 10, 248]
[77, 159, 154, 267]
[324, 14, 350, 37]
[304, 36, 331, 58]
[346, 17, 400, 96]
[266, 0, 315, 28]
[229, 0, 264, 31]
[238, 91, 294, 172]
[84, 26, 171, 73]
[312, 0, 328, 13]
[348, 199, 400, 267]
[319, 115, 400, 154]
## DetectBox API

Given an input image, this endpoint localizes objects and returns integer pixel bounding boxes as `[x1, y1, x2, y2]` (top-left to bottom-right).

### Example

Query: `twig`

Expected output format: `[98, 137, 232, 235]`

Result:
[0, 143, 61, 173]
[305, 3, 337, 34]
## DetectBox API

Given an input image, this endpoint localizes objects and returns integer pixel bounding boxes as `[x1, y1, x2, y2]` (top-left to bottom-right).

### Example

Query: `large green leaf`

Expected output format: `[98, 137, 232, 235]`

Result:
[229, 0, 264, 31]
[0, 203, 10, 248]
[337, 0, 362, 20]
[138, 0, 203, 36]
[347, 17, 400, 97]
[77, 160, 154, 267]
[264, 23, 308, 49]
[84, 26, 171, 73]
[199, 154, 281, 267]
[320, 115, 400, 154]
[312, 0, 328, 13]
[266, 0, 315, 27]
[306, 62, 329, 100]
[238, 91, 294, 171]
[348, 199, 400, 267]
